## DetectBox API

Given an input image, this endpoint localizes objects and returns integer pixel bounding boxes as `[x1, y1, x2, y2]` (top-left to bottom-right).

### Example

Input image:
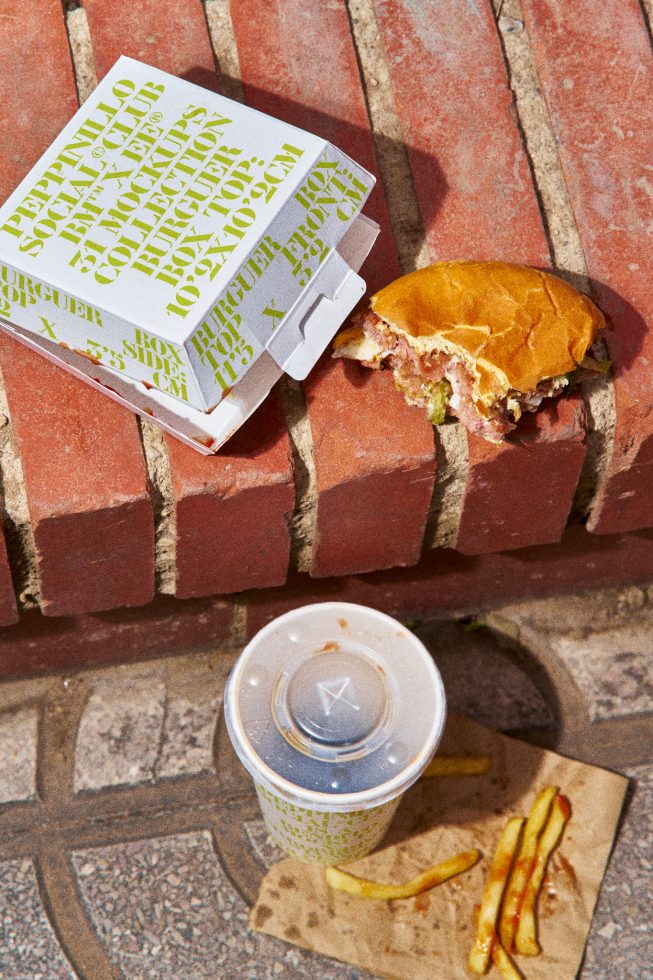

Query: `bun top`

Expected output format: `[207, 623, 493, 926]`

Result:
[370, 261, 605, 403]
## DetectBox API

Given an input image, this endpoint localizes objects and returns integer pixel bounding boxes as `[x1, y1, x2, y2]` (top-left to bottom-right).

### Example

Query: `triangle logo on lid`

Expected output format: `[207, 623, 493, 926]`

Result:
[317, 677, 360, 717]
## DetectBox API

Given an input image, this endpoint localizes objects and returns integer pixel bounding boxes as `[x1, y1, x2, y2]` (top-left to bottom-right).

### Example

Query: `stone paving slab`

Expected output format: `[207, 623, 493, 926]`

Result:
[74, 677, 167, 792]
[0, 706, 37, 803]
[582, 764, 653, 980]
[72, 832, 361, 979]
[489, 584, 653, 717]
[0, 858, 75, 978]
[487, 584, 653, 768]
[72, 657, 230, 792]
[0, 590, 649, 978]
[413, 620, 557, 736]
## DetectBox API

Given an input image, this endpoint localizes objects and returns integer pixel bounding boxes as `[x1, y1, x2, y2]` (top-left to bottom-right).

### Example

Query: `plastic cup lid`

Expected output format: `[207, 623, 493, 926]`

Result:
[224, 602, 446, 811]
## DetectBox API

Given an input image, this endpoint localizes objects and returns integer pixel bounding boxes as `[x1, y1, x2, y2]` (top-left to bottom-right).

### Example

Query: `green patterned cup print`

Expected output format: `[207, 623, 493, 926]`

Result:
[224, 602, 446, 865]
[255, 783, 401, 865]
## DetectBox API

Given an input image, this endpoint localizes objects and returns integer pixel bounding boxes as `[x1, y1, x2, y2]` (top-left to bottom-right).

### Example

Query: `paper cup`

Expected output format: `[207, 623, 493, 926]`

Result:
[224, 602, 446, 865]
[253, 783, 402, 865]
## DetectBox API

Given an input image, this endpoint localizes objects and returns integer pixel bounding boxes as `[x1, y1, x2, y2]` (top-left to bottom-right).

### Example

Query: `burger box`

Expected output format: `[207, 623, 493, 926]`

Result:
[0, 57, 379, 453]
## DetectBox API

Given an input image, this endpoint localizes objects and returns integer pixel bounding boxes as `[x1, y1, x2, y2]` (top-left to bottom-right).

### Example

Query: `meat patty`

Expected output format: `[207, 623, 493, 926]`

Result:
[354, 310, 570, 440]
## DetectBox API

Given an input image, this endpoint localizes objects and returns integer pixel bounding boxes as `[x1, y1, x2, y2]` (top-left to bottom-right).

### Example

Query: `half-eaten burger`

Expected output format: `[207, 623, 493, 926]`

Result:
[333, 261, 607, 442]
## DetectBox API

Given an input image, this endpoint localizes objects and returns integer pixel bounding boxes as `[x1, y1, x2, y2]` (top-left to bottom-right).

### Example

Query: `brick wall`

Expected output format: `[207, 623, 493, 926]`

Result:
[0, 0, 651, 642]
[2, 524, 653, 679]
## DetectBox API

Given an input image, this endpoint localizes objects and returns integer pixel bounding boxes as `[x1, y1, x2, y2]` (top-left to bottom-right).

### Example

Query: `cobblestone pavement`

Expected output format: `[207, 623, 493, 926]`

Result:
[0, 586, 651, 978]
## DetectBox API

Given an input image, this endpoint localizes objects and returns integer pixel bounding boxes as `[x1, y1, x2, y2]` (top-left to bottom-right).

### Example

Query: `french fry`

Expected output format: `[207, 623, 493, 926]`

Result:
[424, 755, 492, 777]
[469, 817, 524, 975]
[491, 939, 524, 980]
[515, 793, 571, 956]
[325, 849, 480, 900]
[499, 785, 558, 951]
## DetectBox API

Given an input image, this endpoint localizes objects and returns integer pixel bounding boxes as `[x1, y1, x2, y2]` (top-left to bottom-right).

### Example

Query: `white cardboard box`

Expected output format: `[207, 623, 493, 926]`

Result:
[0, 57, 378, 452]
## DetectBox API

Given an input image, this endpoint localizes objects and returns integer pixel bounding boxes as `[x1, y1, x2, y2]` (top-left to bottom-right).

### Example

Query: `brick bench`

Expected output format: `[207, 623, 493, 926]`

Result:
[0, 0, 651, 669]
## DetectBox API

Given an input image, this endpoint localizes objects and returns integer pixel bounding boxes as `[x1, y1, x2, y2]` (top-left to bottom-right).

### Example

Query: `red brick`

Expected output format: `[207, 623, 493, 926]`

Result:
[0, 594, 233, 680]
[83, 0, 217, 89]
[522, 0, 653, 534]
[245, 525, 653, 639]
[168, 389, 294, 597]
[0, 335, 154, 616]
[0, 0, 78, 202]
[0, 0, 77, 623]
[456, 395, 587, 555]
[373, 0, 588, 556]
[0, 2, 154, 617]
[231, 0, 436, 575]
[3, 525, 653, 680]
[373, 0, 548, 266]
[305, 357, 435, 576]
[231, 0, 395, 293]
[84, 0, 297, 596]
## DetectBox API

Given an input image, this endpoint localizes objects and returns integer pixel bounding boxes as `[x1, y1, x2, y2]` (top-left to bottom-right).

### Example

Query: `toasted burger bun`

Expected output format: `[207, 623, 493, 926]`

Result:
[333, 261, 606, 442]
[369, 260, 604, 407]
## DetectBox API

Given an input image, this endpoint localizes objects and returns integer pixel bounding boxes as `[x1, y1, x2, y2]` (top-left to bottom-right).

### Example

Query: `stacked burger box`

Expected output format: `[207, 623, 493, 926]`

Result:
[0, 58, 378, 453]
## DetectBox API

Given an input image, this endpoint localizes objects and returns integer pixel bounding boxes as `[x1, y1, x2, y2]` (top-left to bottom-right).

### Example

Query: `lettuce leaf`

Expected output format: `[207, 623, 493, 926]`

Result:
[565, 370, 579, 396]
[425, 380, 450, 425]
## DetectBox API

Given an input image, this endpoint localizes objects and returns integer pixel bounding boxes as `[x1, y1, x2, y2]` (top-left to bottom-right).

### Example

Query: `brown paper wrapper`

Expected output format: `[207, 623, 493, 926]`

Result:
[250, 714, 627, 979]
